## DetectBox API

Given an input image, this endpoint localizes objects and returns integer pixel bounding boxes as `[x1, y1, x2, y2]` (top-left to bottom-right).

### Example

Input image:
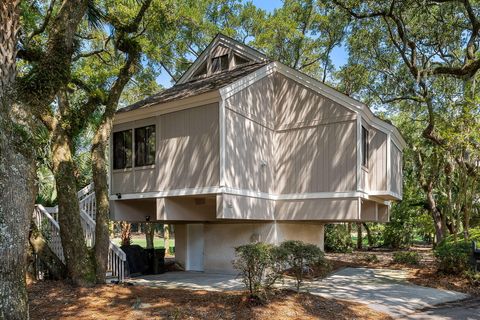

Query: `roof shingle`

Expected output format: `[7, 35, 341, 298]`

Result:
[117, 62, 268, 113]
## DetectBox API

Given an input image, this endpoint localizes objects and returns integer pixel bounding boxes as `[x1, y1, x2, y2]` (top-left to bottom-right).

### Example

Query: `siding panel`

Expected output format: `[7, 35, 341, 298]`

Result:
[367, 128, 387, 191]
[275, 198, 358, 220]
[391, 143, 402, 195]
[275, 73, 355, 129]
[275, 121, 357, 193]
[157, 103, 220, 190]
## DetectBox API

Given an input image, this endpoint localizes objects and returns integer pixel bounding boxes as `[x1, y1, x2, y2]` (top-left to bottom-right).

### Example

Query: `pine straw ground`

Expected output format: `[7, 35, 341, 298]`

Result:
[325, 246, 480, 296]
[27, 280, 391, 320]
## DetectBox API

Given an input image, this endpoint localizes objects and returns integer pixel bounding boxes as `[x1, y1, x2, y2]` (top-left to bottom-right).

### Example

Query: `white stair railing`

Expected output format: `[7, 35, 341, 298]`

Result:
[33, 205, 65, 263]
[33, 183, 126, 282]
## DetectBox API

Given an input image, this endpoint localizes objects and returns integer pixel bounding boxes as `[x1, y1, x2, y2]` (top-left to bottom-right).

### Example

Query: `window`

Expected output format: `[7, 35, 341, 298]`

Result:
[113, 130, 132, 169]
[361, 126, 369, 168]
[211, 54, 229, 73]
[135, 125, 156, 167]
[233, 54, 249, 66]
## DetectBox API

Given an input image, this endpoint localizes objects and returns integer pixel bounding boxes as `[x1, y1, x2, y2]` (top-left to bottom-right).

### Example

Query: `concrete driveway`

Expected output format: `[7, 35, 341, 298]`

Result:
[129, 267, 469, 318]
[401, 298, 480, 320]
[303, 267, 468, 318]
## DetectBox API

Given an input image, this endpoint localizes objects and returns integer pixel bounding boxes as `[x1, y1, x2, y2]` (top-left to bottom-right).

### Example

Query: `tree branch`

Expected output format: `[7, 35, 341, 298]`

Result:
[26, 0, 57, 44]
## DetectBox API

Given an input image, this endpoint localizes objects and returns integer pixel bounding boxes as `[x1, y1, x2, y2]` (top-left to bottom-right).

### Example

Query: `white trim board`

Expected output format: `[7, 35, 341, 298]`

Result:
[219, 63, 275, 99]
[219, 99, 226, 187]
[110, 187, 393, 205]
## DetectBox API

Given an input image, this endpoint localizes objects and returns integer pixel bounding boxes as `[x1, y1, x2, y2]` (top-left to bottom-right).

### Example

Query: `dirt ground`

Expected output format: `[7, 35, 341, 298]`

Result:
[28, 246, 478, 319]
[28, 280, 391, 320]
[325, 246, 480, 296]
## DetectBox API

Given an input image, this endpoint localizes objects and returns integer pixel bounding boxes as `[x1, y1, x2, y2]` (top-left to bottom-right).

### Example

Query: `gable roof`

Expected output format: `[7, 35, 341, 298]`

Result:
[117, 62, 267, 113]
[177, 34, 269, 85]
[116, 34, 406, 149]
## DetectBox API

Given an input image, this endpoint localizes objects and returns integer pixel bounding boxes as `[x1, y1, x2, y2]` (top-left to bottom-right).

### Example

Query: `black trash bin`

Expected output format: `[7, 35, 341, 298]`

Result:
[145, 248, 166, 275]
[121, 245, 149, 276]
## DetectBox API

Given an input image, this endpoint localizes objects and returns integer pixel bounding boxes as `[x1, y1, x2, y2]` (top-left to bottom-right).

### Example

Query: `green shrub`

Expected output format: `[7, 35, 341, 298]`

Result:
[434, 228, 480, 275]
[358, 253, 379, 264]
[233, 242, 278, 299]
[276, 240, 326, 292]
[434, 240, 471, 274]
[325, 224, 353, 253]
[464, 270, 480, 286]
[393, 251, 421, 265]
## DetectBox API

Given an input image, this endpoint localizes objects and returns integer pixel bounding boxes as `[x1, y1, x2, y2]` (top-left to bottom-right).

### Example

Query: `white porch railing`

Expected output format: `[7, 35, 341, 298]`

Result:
[33, 205, 65, 263]
[33, 183, 126, 282]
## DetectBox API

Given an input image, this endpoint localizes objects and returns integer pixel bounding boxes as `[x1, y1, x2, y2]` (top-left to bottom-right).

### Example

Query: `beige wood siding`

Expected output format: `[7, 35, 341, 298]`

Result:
[367, 128, 387, 191]
[225, 74, 275, 126]
[276, 120, 357, 193]
[225, 72, 357, 196]
[157, 196, 217, 221]
[275, 73, 355, 129]
[110, 104, 219, 195]
[224, 75, 275, 193]
[111, 117, 156, 195]
[157, 103, 219, 190]
[110, 199, 156, 222]
[275, 198, 358, 220]
[377, 204, 389, 222]
[225, 110, 274, 193]
[218, 194, 275, 220]
[390, 143, 402, 195]
[111, 171, 134, 194]
[360, 200, 377, 221]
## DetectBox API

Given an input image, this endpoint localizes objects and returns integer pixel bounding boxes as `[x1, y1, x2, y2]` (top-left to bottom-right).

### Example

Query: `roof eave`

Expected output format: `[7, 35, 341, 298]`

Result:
[113, 90, 220, 125]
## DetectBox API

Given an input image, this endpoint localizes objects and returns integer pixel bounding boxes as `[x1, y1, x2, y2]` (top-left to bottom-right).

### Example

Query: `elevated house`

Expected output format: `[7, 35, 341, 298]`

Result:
[109, 34, 405, 273]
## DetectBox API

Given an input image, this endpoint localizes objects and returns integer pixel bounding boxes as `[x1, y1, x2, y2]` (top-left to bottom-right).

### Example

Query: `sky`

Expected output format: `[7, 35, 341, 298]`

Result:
[156, 0, 349, 88]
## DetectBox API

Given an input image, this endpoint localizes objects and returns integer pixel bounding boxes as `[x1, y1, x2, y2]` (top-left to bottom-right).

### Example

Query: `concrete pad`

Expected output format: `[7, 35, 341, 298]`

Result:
[401, 298, 480, 320]
[304, 268, 468, 318]
[129, 267, 468, 318]
[129, 271, 244, 291]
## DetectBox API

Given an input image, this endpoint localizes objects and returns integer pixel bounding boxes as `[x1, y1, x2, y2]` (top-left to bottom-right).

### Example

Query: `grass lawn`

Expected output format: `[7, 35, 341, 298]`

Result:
[112, 237, 175, 249]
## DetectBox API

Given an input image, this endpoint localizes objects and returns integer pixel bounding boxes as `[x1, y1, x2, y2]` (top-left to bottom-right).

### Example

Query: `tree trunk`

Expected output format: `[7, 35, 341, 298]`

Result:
[29, 220, 67, 280]
[0, 118, 36, 319]
[145, 223, 155, 249]
[426, 188, 446, 244]
[362, 223, 373, 248]
[164, 225, 170, 254]
[121, 222, 132, 246]
[91, 126, 112, 284]
[52, 127, 95, 286]
[356, 223, 362, 250]
[0, 2, 35, 318]
[347, 222, 353, 248]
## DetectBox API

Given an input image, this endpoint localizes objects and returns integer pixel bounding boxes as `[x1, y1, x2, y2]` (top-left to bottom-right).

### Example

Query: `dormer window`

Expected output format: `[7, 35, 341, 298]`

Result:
[211, 54, 229, 73]
[234, 54, 249, 66]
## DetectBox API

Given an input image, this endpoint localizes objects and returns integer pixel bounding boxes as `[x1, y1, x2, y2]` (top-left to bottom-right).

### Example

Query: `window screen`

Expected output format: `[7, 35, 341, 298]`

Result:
[211, 54, 229, 73]
[113, 130, 132, 169]
[362, 126, 369, 167]
[135, 125, 156, 167]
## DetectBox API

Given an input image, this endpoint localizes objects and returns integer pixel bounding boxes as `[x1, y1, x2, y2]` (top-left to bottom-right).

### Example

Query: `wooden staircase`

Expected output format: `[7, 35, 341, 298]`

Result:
[33, 184, 127, 282]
